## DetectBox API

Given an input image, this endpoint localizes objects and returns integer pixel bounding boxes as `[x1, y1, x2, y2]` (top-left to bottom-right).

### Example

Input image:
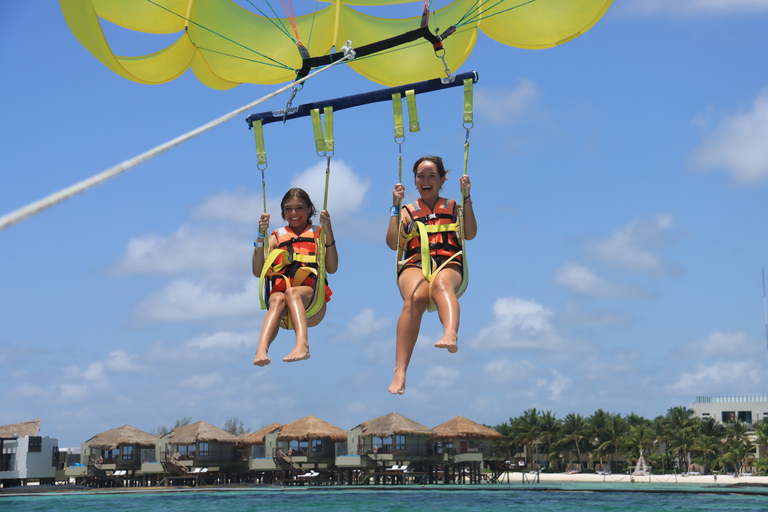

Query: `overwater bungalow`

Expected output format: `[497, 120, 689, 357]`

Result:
[158, 420, 245, 485]
[338, 412, 436, 484]
[431, 415, 504, 483]
[241, 422, 280, 482]
[248, 416, 347, 484]
[74, 424, 157, 487]
[0, 419, 58, 488]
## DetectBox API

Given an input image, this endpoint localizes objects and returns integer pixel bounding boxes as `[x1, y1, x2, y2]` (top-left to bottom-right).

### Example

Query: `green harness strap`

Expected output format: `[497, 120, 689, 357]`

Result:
[253, 108, 333, 329]
[395, 78, 474, 312]
[393, 90, 420, 277]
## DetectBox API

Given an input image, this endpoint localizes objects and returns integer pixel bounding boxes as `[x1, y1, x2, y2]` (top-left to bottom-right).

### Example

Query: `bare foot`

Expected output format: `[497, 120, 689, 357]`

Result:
[283, 345, 311, 362]
[253, 352, 271, 367]
[389, 368, 406, 394]
[434, 334, 458, 354]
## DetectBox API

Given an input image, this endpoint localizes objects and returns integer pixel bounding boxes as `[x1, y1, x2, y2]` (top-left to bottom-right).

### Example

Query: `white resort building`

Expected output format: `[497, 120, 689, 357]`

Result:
[691, 395, 768, 425]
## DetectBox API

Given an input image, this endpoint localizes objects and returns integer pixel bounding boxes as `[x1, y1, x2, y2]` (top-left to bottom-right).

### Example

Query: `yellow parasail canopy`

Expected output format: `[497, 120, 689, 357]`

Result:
[60, 0, 613, 89]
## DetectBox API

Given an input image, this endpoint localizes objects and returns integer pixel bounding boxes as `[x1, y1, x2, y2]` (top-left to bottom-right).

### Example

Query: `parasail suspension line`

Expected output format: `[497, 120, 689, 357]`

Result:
[0, 52, 351, 233]
[252, 118, 269, 240]
[461, 76, 474, 208]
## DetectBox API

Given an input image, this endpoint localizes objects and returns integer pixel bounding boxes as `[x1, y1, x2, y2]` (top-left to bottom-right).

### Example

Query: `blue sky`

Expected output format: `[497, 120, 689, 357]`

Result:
[2, 1, 768, 448]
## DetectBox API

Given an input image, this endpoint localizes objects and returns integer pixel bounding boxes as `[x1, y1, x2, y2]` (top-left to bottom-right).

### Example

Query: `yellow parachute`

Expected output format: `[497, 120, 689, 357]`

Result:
[61, 0, 612, 89]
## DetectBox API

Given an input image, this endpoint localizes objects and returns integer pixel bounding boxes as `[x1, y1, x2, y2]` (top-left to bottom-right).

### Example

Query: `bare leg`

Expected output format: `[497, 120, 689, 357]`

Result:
[254, 293, 288, 366]
[432, 265, 462, 353]
[282, 286, 316, 362]
[389, 268, 429, 394]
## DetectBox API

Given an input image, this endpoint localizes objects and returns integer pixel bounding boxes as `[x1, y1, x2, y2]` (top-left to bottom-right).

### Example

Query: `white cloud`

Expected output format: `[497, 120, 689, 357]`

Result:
[676, 330, 758, 361]
[587, 214, 681, 275]
[337, 308, 391, 342]
[114, 224, 246, 276]
[691, 88, 768, 185]
[290, 159, 370, 220]
[192, 189, 265, 225]
[623, 0, 768, 16]
[554, 262, 646, 299]
[185, 331, 251, 352]
[104, 350, 144, 373]
[559, 301, 634, 327]
[132, 279, 260, 323]
[417, 366, 461, 388]
[16, 383, 47, 398]
[58, 383, 90, 402]
[536, 369, 571, 402]
[181, 373, 224, 390]
[82, 361, 105, 382]
[468, 297, 568, 352]
[669, 360, 762, 395]
[481, 358, 536, 384]
[475, 79, 539, 125]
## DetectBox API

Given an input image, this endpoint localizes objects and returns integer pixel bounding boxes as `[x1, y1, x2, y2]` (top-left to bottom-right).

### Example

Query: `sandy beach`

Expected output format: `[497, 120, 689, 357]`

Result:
[496, 471, 768, 486]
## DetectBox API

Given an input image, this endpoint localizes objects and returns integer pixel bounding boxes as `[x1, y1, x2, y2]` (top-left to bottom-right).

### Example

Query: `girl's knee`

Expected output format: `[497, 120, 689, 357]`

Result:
[405, 290, 429, 312]
[269, 293, 287, 309]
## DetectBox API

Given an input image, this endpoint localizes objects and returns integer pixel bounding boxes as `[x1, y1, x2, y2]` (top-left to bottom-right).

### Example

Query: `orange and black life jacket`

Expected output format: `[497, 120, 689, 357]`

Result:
[403, 198, 462, 261]
[270, 224, 323, 279]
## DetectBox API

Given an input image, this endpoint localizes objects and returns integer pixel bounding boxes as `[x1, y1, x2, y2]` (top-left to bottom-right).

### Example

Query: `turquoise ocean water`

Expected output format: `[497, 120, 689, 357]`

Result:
[2, 485, 767, 512]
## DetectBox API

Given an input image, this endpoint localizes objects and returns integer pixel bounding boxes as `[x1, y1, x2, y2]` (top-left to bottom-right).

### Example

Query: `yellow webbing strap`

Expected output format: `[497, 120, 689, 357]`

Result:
[259, 248, 289, 310]
[427, 209, 467, 313]
[253, 119, 267, 168]
[463, 78, 474, 126]
[392, 92, 405, 141]
[258, 230, 327, 330]
[311, 107, 334, 155]
[405, 90, 420, 133]
[462, 78, 473, 208]
[301, 236, 327, 324]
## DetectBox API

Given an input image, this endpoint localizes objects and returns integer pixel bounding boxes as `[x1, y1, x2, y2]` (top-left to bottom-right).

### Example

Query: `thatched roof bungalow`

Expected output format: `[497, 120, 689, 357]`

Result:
[0, 419, 41, 439]
[275, 415, 346, 459]
[431, 415, 502, 459]
[240, 422, 281, 446]
[0, 420, 58, 482]
[240, 422, 281, 460]
[351, 412, 435, 457]
[83, 425, 157, 466]
[161, 421, 242, 463]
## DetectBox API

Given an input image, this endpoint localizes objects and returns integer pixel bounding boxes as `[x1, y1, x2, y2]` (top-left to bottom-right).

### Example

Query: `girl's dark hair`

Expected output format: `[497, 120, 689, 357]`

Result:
[412, 155, 448, 178]
[280, 187, 316, 224]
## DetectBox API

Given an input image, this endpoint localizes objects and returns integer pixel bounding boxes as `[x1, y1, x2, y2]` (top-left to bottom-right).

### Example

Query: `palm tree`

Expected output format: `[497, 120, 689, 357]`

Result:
[724, 419, 750, 445]
[537, 410, 561, 466]
[587, 409, 611, 466]
[593, 413, 628, 471]
[666, 406, 695, 431]
[752, 419, 768, 462]
[664, 406, 696, 472]
[512, 408, 541, 463]
[625, 412, 650, 427]
[493, 420, 517, 461]
[722, 438, 755, 474]
[554, 413, 589, 468]
[667, 425, 696, 472]
[623, 423, 654, 469]
[650, 415, 670, 472]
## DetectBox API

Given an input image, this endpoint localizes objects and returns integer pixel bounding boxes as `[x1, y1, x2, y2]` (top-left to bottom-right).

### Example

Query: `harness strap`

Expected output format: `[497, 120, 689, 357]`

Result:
[405, 90, 420, 133]
[310, 106, 334, 156]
